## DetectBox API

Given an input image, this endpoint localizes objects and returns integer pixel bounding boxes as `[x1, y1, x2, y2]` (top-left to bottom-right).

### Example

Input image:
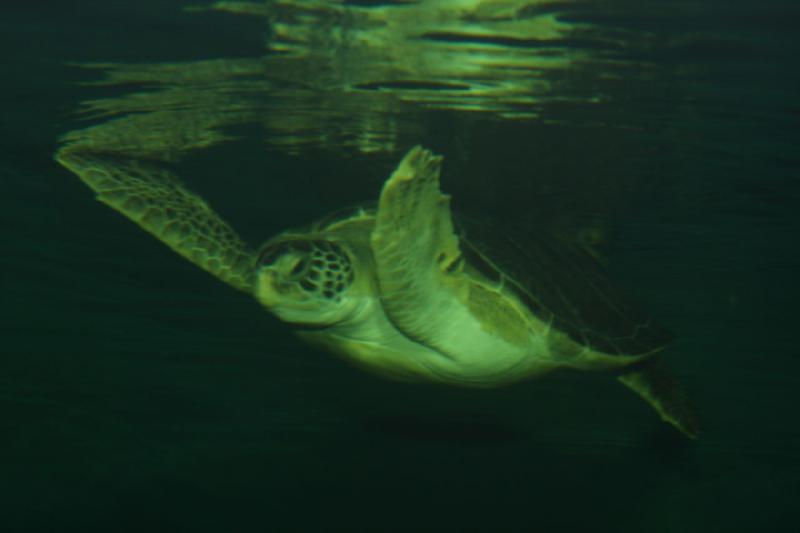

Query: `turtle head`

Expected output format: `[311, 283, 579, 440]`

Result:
[254, 237, 359, 327]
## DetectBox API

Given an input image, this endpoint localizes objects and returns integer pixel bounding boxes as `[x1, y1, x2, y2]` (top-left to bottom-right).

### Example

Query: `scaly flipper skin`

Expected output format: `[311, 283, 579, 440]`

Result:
[55, 147, 255, 292]
[370, 146, 463, 348]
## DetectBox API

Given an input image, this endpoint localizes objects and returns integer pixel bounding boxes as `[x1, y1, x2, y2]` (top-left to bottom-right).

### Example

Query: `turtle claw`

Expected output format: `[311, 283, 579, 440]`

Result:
[389, 145, 443, 184]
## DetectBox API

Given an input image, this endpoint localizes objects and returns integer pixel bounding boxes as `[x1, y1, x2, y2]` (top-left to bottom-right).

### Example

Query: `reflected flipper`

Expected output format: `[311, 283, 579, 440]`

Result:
[56, 147, 255, 292]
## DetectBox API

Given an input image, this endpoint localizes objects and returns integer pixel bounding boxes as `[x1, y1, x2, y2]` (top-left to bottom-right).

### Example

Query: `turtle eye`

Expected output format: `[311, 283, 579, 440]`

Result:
[299, 279, 316, 292]
[289, 257, 308, 277]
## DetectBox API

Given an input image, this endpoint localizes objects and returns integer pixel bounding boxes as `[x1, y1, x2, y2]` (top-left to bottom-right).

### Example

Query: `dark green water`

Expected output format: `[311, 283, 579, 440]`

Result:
[2, 1, 798, 531]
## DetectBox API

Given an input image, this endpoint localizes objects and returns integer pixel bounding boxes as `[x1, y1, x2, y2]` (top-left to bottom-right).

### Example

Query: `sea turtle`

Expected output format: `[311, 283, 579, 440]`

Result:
[55, 145, 698, 438]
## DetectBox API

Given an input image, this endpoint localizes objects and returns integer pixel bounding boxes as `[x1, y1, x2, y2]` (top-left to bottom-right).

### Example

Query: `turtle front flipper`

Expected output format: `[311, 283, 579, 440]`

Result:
[370, 146, 462, 346]
[617, 356, 700, 438]
[55, 147, 255, 292]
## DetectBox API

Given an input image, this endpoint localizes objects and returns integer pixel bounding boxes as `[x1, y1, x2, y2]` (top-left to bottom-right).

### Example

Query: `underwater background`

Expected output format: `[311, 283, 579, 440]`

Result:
[2, 0, 798, 531]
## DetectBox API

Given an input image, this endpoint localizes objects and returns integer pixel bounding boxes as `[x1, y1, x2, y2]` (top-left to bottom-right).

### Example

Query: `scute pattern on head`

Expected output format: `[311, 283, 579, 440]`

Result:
[257, 238, 355, 301]
[306, 240, 354, 300]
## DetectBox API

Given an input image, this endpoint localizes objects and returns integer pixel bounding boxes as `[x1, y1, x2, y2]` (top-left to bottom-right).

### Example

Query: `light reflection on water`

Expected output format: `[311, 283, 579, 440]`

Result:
[61, 0, 664, 156]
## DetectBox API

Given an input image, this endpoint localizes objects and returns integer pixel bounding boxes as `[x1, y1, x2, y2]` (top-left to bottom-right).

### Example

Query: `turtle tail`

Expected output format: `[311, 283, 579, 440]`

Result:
[617, 356, 700, 439]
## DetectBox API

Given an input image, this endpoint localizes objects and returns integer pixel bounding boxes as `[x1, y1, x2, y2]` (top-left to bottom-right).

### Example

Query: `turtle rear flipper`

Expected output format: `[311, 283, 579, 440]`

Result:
[56, 147, 255, 292]
[617, 356, 700, 439]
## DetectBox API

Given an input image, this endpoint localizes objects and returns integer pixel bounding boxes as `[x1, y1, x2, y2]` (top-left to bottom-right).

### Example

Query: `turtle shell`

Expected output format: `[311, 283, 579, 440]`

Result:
[454, 215, 672, 356]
